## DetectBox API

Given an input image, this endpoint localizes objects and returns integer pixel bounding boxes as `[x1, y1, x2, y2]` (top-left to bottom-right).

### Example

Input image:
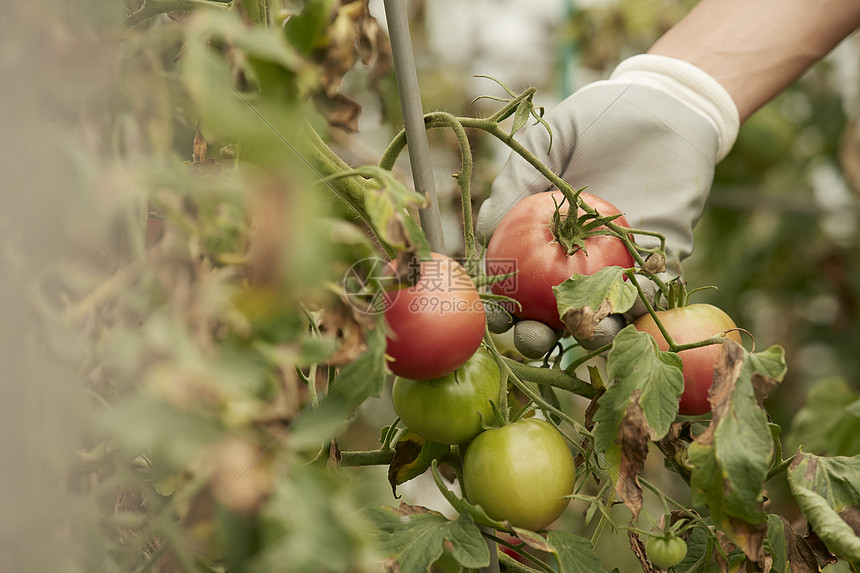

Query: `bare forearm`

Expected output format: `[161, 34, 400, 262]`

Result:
[649, 0, 860, 122]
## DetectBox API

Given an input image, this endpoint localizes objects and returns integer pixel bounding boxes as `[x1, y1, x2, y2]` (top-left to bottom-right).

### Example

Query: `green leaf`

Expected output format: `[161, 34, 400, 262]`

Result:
[181, 11, 315, 165]
[788, 450, 860, 563]
[364, 504, 490, 572]
[595, 325, 683, 452]
[510, 99, 531, 137]
[675, 519, 746, 573]
[595, 326, 683, 518]
[554, 267, 637, 340]
[283, 0, 335, 54]
[788, 377, 860, 457]
[687, 342, 785, 560]
[555, 267, 637, 318]
[545, 530, 607, 573]
[387, 431, 450, 495]
[365, 186, 405, 248]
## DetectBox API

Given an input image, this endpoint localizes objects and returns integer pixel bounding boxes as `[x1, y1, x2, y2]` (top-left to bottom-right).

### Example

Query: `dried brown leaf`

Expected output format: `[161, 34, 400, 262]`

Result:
[563, 299, 612, 341]
[696, 340, 746, 448]
[615, 392, 649, 520]
[628, 529, 659, 573]
[313, 92, 362, 133]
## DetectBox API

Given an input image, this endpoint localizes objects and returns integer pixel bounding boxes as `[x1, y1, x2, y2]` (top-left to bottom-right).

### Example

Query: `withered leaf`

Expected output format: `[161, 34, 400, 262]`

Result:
[313, 92, 361, 133]
[562, 299, 612, 341]
[615, 392, 649, 520]
[628, 529, 659, 573]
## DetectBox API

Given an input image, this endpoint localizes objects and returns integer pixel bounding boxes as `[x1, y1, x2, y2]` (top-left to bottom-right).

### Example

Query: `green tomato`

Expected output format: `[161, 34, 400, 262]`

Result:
[392, 348, 501, 445]
[462, 418, 575, 531]
[646, 535, 687, 570]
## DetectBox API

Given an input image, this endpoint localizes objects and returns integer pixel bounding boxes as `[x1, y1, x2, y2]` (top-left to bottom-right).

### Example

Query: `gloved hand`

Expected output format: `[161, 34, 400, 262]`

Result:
[478, 54, 740, 351]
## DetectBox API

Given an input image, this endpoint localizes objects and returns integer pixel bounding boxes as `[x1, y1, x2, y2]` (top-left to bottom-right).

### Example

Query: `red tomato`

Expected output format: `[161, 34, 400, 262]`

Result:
[485, 191, 634, 329]
[383, 253, 486, 380]
[633, 304, 742, 415]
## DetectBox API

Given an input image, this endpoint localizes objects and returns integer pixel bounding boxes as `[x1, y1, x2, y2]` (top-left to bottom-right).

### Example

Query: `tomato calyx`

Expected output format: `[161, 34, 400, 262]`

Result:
[550, 185, 626, 256]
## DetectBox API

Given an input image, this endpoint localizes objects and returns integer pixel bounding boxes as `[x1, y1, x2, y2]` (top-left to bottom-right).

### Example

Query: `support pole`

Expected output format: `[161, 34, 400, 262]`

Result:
[382, 0, 447, 253]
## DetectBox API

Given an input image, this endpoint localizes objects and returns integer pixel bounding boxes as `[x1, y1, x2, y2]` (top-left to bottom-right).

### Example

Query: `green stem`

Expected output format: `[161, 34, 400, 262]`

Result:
[625, 270, 679, 349]
[487, 87, 538, 123]
[484, 336, 587, 434]
[496, 551, 546, 573]
[638, 478, 702, 524]
[766, 455, 796, 482]
[303, 123, 396, 258]
[503, 357, 597, 399]
[428, 113, 477, 263]
[379, 112, 479, 264]
[563, 343, 613, 375]
[338, 448, 396, 467]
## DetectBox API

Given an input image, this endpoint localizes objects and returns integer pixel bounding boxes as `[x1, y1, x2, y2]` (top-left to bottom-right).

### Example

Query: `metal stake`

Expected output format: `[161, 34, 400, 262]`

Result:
[382, 0, 446, 254]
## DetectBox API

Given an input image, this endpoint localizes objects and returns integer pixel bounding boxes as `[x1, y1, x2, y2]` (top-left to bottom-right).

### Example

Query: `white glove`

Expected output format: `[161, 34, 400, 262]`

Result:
[477, 54, 740, 276]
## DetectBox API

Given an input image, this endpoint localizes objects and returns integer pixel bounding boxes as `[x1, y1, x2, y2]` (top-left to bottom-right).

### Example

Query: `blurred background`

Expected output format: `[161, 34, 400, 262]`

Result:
[2, 0, 859, 571]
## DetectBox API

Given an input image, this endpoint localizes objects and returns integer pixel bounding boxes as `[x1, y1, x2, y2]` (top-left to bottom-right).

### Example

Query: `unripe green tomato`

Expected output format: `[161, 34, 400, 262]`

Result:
[462, 418, 575, 531]
[392, 349, 501, 445]
[646, 535, 687, 570]
[513, 320, 560, 359]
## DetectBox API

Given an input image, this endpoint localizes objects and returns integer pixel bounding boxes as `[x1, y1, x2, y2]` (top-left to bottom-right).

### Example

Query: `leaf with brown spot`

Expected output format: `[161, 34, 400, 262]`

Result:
[387, 431, 450, 497]
[595, 325, 683, 452]
[762, 514, 821, 573]
[788, 450, 860, 563]
[554, 267, 637, 340]
[688, 342, 787, 562]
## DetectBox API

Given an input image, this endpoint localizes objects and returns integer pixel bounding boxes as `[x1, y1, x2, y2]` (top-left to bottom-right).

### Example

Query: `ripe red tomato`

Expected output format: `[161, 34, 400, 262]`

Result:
[633, 304, 742, 415]
[392, 348, 500, 444]
[462, 418, 575, 531]
[485, 190, 634, 329]
[646, 535, 688, 569]
[383, 253, 486, 380]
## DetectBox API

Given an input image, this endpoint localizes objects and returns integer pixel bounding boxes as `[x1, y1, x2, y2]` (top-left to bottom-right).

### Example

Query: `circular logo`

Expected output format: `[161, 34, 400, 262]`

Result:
[341, 257, 401, 315]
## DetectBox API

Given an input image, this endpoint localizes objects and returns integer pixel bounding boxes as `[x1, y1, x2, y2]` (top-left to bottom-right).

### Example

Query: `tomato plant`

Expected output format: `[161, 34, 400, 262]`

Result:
[391, 348, 500, 444]
[633, 304, 742, 415]
[462, 418, 576, 531]
[645, 534, 687, 570]
[21, 2, 860, 572]
[485, 190, 634, 328]
[383, 253, 486, 380]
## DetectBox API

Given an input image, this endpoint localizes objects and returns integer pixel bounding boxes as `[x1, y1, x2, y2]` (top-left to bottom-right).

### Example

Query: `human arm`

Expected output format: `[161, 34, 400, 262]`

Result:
[477, 1, 860, 348]
[649, 0, 860, 122]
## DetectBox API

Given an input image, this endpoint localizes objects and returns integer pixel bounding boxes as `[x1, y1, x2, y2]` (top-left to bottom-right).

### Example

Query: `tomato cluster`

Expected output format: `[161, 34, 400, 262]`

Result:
[381, 189, 742, 535]
[382, 249, 576, 531]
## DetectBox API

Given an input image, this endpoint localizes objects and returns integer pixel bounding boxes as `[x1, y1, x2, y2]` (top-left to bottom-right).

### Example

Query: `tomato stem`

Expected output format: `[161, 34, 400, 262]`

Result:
[337, 448, 396, 467]
[626, 270, 679, 349]
[483, 335, 594, 444]
[502, 357, 598, 399]
[766, 455, 796, 481]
